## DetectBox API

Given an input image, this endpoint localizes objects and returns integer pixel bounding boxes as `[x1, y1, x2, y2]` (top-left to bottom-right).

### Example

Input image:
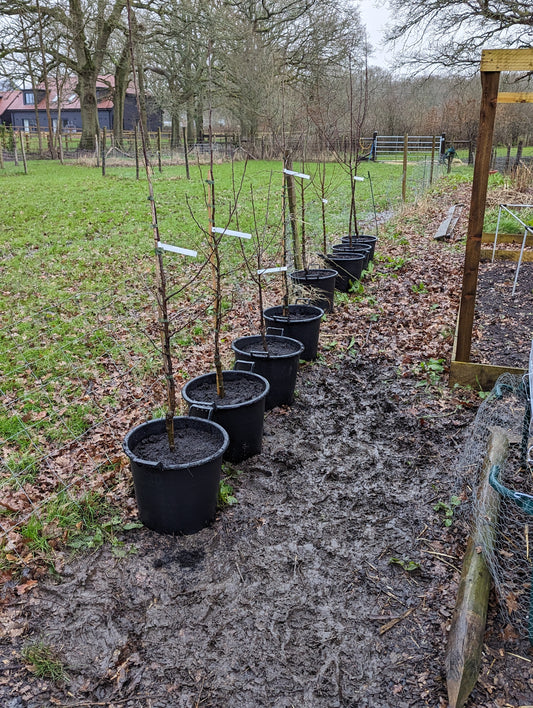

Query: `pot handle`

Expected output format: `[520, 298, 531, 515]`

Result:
[234, 359, 255, 372]
[266, 326, 284, 337]
[189, 403, 215, 420]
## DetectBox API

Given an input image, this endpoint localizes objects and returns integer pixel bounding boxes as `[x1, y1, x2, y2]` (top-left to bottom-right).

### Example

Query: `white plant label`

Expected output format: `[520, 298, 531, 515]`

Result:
[157, 241, 197, 257]
[283, 168, 311, 180]
[257, 266, 288, 275]
[212, 227, 252, 240]
[353, 176, 365, 182]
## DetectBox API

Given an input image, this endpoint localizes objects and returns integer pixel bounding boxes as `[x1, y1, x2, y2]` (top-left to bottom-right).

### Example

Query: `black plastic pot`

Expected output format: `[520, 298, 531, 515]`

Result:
[341, 234, 378, 260]
[181, 370, 269, 463]
[263, 304, 324, 361]
[331, 244, 371, 269]
[325, 252, 366, 292]
[231, 333, 304, 410]
[123, 416, 229, 535]
[290, 268, 338, 313]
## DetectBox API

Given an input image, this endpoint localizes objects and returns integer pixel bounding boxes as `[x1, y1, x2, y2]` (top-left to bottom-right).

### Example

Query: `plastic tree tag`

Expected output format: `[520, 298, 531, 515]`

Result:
[257, 266, 288, 275]
[212, 227, 252, 239]
[283, 168, 311, 180]
[322, 198, 328, 204]
[353, 176, 365, 182]
[157, 241, 197, 257]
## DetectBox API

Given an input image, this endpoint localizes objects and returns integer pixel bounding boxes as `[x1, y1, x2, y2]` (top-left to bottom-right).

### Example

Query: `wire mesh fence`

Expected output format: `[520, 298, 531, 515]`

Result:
[458, 372, 533, 642]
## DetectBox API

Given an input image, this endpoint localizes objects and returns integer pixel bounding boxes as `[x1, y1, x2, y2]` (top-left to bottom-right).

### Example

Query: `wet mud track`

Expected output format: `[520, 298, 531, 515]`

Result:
[2, 359, 532, 707]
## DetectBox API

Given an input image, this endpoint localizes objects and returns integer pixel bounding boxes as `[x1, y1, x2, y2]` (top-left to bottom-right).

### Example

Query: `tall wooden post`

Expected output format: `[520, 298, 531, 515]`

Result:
[182, 126, 190, 179]
[157, 127, 162, 173]
[20, 131, 27, 174]
[401, 134, 408, 201]
[455, 71, 500, 363]
[429, 135, 436, 185]
[101, 127, 107, 176]
[134, 124, 140, 180]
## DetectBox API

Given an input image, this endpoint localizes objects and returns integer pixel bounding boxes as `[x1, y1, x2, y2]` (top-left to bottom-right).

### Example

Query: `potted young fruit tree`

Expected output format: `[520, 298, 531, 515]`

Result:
[181, 164, 270, 462]
[229, 181, 304, 409]
[122, 22, 231, 535]
[284, 154, 337, 313]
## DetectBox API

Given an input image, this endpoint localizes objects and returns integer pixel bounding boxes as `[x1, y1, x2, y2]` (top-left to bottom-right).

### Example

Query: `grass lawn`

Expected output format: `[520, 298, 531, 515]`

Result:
[0, 157, 473, 536]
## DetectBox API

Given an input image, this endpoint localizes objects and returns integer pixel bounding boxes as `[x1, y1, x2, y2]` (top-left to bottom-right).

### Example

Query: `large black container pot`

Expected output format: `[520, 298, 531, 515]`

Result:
[331, 244, 371, 269]
[290, 268, 338, 313]
[181, 370, 269, 463]
[123, 416, 229, 535]
[325, 252, 366, 292]
[231, 334, 305, 410]
[263, 304, 324, 361]
[341, 234, 378, 260]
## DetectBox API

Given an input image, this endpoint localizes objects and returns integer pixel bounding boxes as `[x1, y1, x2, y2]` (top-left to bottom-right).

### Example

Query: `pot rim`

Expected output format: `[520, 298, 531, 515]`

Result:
[123, 416, 230, 470]
[231, 333, 305, 359]
[263, 304, 324, 323]
[290, 268, 338, 280]
[182, 370, 270, 411]
[326, 252, 366, 261]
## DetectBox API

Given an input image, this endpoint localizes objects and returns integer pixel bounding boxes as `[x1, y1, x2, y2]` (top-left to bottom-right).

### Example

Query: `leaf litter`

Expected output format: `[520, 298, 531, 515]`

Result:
[1, 180, 533, 706]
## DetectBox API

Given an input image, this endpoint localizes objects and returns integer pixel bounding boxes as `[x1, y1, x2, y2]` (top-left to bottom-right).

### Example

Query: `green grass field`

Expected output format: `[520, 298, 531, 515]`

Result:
[0, 157, 473, 447]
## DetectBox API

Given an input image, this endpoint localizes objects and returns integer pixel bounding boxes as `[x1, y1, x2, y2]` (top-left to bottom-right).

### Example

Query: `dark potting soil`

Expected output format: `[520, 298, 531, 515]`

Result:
[472, 260, 533, 367]
[236, 338, 300, 356]
[132, 428, 222, 466]
[188, 376, 265, 405]
[265, 304, 323, 322]
[280, 305, 319, 321]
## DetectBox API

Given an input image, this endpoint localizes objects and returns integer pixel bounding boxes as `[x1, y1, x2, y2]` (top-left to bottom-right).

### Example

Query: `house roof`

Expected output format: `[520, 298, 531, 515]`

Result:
[0, 75, 133, 114]
[0, 90, 20, 115]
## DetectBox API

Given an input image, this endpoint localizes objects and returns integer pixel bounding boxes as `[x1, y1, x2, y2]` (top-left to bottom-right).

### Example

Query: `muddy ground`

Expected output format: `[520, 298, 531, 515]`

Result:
[2, 180, 533, 707]
[2, 357, 533, 708]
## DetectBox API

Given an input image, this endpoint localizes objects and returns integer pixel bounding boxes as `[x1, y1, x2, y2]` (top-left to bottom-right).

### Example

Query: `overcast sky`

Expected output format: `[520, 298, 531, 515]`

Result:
[357, 0, 394, 68]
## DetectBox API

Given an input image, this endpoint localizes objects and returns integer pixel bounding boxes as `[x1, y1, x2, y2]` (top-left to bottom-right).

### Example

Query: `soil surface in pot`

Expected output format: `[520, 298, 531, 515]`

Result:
[133, 428, 223, 466]
[271, 304, 321, 321]
[236, 338, 300, 356]
[187, 376, 265, 405]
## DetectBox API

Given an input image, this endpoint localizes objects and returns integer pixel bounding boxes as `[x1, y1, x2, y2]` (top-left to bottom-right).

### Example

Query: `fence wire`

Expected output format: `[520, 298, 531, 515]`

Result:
[458, 373, 533, 641]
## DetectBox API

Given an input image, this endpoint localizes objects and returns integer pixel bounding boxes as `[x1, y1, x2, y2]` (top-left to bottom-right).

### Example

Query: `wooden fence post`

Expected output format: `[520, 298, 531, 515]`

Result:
[183, 126, 190, 180]
[19, 131, 27, 174]
[13, 131, 19, 166]
[402, 133, 408, 201]
[513, 140, 523, 171]
[58, 131, 64, 165]
[101, 126, 107, 176]
[157, 127, 162, 173]
[455, 71, 500, 363]
[430, 135, 436, 185]
[468, 140, 474, 165]
[134, 124, 140, 180]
